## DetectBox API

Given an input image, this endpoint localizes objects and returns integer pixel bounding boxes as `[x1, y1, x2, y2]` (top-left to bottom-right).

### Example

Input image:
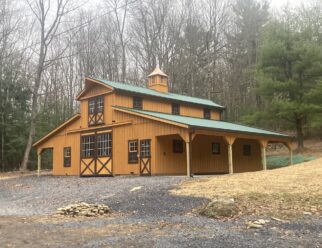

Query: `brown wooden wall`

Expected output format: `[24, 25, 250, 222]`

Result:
[36, 118, 81, 176]
[79, 83, 221, 130]
[112, 111, 187, 175]
[192, 135, 229, 174]
[155, 134, 187, 174]
[233, 138, 262, 172]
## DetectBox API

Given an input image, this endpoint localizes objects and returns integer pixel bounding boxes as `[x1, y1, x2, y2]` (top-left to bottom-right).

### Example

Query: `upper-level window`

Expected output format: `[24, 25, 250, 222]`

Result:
[88, 96, 104, 126]
[172, 103, 180, 115]
[204, 108, 211, 119]
[133, 96, 143, 110]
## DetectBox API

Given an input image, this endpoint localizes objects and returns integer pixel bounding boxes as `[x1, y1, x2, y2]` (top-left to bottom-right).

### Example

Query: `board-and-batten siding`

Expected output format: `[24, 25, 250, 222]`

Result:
[112, 92, 221, 121]
[233, 139, 262, 172]
[112, 111, 188, 175]
[35, 82, 272, 176]
[192, 135, 229, 174]
[36, 118, 81, 176]
[80, 85, 221, 130]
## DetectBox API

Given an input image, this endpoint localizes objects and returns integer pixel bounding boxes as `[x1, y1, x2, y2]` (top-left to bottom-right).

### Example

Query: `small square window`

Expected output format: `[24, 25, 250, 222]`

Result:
[133, 96, 143, 110]
[243, 144, 251, 156]
[172, 103, 180, 115]
[173, 140, 183, 153]
[204, 108, 211, 119]
[212, 143, 220, 154]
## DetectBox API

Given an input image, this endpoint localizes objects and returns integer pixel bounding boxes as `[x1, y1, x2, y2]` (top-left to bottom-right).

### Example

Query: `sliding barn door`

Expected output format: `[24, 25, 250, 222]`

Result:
[80, 132, 112, 177]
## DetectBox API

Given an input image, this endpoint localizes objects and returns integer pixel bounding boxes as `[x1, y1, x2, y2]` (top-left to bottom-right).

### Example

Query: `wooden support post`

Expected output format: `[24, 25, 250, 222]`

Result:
[289, 148, 293, 165]
[228, 144, 233, 174]
[259, 140, 268, 171]
[224, 136, 235, 175]
[186, 141, 191, 177]
[285, 142, 294, 166]
[37, 149, 42, 177]
[182, 132, 193, 177]
[261, 146, 267, 170]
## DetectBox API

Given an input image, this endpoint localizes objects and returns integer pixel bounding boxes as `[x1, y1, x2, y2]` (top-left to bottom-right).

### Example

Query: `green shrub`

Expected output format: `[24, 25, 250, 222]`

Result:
[267, 155, 315, 169]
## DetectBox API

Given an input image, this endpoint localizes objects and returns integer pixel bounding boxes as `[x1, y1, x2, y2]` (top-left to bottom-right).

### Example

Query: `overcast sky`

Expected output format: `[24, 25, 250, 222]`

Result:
[270, 0, 301, 8]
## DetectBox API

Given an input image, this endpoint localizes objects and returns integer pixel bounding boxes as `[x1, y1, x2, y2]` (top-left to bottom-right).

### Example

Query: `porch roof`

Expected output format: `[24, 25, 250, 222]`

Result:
[113, 106, 291, 139]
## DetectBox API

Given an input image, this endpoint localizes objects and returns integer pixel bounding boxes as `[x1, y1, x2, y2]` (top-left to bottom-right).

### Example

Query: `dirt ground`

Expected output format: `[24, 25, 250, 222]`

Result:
[172, 158, 322, 219]
[0, 174, 321, 247]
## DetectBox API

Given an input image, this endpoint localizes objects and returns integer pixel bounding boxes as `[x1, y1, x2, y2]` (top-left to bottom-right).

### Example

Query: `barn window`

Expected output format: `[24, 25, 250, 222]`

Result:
[212, 143, 220, 154]
[97, 133, 112, 157]
[173, 140, 183, 153]
[88, 99, 95, 114]
[128, 140, 138, 163]
[133, 96, 143, 110]
[243, 144, 251, 156]
[204, 108, 211, 119]
[88, 96, 104, 126]
[63, 147, 71, 167]
[140, 139, 151, 158]
[172, 103, 180, 115]
[81, 135, 95, 158]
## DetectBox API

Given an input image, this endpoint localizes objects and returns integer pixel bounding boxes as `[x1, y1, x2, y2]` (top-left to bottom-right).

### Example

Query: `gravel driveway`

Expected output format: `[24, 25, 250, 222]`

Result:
[0, 175, 321, 247]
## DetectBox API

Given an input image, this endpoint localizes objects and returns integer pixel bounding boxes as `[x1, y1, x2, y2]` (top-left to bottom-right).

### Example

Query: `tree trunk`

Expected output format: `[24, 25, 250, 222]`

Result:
[295, 117, 304, 149]
[20, 25, 46, 171]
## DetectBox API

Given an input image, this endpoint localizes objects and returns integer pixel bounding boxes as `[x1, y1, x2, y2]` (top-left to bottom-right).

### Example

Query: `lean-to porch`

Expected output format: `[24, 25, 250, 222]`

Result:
[154, 130, 294, 176]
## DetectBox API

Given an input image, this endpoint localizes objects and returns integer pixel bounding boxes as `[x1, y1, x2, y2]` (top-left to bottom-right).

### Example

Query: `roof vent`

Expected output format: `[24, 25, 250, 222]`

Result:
[147, 67, 169, 93]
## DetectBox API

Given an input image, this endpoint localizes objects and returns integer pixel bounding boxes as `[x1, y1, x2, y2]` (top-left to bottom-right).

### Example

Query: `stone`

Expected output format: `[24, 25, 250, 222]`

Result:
[199, 197, 238, 218]
[303, 211, 312, 215]
[248, 223, 263, 229]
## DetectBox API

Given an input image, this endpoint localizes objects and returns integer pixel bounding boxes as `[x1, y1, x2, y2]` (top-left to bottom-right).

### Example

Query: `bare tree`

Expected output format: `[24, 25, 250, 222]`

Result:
[107, 0, 129, 82]
[21, 0, 75, 170]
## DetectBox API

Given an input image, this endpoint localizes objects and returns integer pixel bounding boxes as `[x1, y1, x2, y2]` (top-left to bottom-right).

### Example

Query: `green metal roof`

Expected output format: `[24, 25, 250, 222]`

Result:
[114, 106, 291, 139]
[91, 77, 224, 109]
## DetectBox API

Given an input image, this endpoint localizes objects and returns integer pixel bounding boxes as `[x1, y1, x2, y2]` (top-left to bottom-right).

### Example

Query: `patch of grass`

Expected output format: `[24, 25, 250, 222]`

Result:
[267, 155, 315, 169]
[171, 159, 322, 219]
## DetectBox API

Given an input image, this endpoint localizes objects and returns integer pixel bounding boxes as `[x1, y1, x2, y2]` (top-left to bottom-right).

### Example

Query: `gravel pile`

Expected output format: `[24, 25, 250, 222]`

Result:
[56, 202, 110, 217]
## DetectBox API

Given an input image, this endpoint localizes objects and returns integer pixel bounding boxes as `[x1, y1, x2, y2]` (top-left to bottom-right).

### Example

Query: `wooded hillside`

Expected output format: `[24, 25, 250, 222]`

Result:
[1, 0, 322, 171]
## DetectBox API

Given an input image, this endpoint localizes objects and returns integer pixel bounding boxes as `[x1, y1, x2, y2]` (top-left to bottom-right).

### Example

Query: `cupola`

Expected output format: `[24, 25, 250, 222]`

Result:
[147, 67, 169, 93]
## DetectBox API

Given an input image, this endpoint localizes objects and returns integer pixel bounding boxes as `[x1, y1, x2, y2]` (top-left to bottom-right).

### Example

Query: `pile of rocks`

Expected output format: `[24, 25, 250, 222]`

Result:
[56, 202, 111, 217]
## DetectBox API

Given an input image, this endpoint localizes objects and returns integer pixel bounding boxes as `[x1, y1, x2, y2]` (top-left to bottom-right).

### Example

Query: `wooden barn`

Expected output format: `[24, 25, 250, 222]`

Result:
[33, 68, 293, 176]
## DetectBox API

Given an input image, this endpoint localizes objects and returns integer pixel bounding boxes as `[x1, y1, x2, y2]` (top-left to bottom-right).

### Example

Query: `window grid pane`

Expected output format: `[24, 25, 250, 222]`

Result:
[128, 140, 138, 163]
[81, 136, 95, 158]
[97, 96, 104, 113]
[89, 99, 95, 114]
[97, 133, 112, 157]
[64, 147, 71, 167]
[140, 140, 151, 158]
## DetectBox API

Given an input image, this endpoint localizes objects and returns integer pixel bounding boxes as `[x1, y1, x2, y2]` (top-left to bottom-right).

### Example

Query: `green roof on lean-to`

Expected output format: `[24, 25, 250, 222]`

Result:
[91, 77, 224, 109]
[113, 106, 291, 138]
